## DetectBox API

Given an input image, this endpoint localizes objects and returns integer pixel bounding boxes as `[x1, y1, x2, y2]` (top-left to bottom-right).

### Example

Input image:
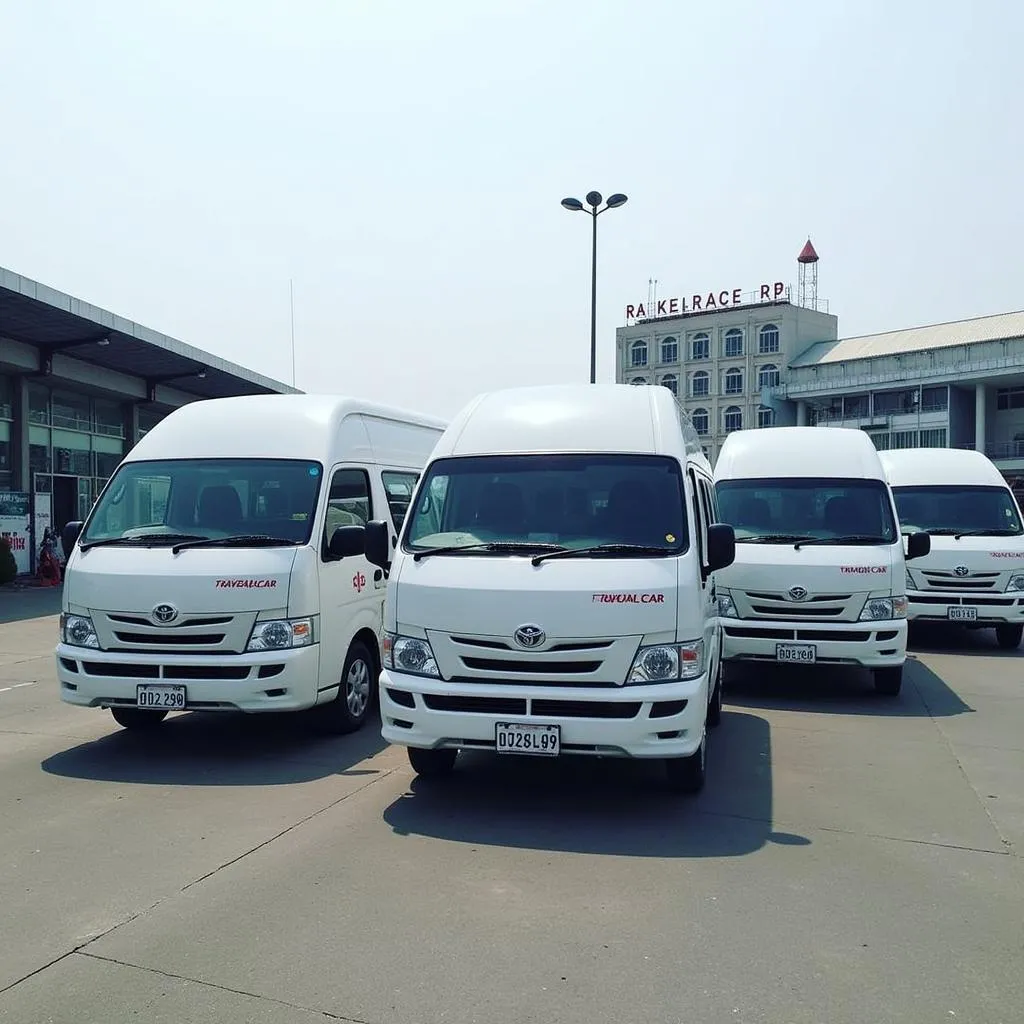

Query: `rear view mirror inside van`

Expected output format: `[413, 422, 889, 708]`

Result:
[706, 523, 736, 572]
[364, 519, 391, 569]
[906, 531, 930, 560]
[329, 525, 366, 560]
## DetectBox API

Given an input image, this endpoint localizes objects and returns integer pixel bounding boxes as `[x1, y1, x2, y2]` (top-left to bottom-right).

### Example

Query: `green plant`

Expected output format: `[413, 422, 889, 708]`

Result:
[0, 537, 17, 586]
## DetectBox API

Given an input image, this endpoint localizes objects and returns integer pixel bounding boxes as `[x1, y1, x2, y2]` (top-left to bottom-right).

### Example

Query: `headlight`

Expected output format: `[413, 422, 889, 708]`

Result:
[859, 597, 907, 621]
[1006, 573, 1024, 593]
[246, 618, 314, 651]
[627, 640, 704, 684]
[717, 593, 738, 618]
[60, 613, 99, 648]
[384, 633, 440, 678]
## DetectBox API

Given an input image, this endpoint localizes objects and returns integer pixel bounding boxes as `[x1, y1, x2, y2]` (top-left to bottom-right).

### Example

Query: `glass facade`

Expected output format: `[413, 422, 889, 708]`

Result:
[0, 374, 11, 491]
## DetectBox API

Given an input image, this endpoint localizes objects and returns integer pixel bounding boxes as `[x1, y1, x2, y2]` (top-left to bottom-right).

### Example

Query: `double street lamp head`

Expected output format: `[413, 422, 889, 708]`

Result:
[561, 192, 628, 215]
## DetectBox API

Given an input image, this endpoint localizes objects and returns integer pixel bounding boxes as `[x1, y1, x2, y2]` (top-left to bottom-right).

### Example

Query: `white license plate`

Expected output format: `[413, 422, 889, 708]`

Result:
[776, 643, 817, 664]
[495, 722, 560, 756]
[948, 606, 978, 621]
[136, 684, 186, 710]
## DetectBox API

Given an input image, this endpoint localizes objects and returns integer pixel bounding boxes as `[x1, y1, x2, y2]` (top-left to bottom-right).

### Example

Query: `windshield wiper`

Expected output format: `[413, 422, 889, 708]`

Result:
[953, 528, 1023, 539]
[412, 541, 565, 563]
[171, 534, 302, 554]
[531, 543, 673, 566]
[740, 533, 815, 545]
[80, 533, 207, 552]
[794, 534, 890, 549]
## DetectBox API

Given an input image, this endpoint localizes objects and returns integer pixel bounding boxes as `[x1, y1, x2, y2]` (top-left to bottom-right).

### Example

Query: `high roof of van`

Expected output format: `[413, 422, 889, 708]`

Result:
[714, 426, 885, 481]
[433, 383, 707, 465]
[124, 394, 447, 464]
[879, 447, 1009, 489]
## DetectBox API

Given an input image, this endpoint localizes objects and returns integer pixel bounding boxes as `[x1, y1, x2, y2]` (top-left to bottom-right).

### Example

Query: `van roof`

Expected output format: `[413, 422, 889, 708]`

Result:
[433, 383, 708, 467]
[879, 447, 1009, 488]
[124, 394, 447, 465]
[714, 426, 886, 481]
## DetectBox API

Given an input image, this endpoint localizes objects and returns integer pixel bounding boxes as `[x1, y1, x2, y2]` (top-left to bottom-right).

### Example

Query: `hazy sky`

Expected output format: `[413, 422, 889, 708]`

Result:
[2, 0, 1022, 419]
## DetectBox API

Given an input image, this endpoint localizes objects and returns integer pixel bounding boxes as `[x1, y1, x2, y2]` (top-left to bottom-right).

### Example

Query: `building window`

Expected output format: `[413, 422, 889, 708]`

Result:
[868, 431, 889, 451]
[691, 408, 709, 435]
[0, 421, 10, 489]
[920, 385, 948, 412]
[52, 390, 92, 432]
[920, 428, 948, 448]
[758, 406, 775, 428]
[0, 375, 12, 421]
[758, 324, 780, 354]
[724, 406, 743, 433]
[691, 333, 710, 360]
[660, 336, 678, 363]
[724, 328, 744, 358]
[890, 430, 919, 449]
[691, 371, 710, 397]
[630, 377, 647, 386]
[94, 399, 125, 438]
[843, 394, 870, 418]
[660, 374, 678, 396]
[757, 364, 779, 390]
[29, 385, 49, 425]
[630, 340, 648, 367]
[873, 389, 917, 415]
[996, 387, 1024, 410]
[724, 368, 744, 395]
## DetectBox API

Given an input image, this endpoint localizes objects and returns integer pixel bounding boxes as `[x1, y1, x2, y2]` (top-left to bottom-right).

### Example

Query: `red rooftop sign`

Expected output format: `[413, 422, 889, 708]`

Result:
[626, 282, 787, 322]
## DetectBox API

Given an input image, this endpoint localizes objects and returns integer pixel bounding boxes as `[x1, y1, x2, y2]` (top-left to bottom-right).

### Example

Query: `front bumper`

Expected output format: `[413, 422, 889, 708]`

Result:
[906, 590, 1024, 625]
[378, 668, 709, 759]
[55, 643, 322, 713]
[720, 617, 906, 668]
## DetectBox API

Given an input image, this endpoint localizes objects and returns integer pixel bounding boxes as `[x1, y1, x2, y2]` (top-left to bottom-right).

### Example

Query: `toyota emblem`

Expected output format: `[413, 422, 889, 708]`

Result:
[152, 603, 179, 624]
[953, 565, 969, 577]
[787, 586, 809, 602]
[513, 624, 546, 649]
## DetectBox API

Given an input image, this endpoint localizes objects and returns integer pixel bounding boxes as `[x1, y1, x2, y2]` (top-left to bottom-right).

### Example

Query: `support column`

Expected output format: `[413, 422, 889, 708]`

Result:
[796, 400, 808, 426]
[975, 383, 986, 452]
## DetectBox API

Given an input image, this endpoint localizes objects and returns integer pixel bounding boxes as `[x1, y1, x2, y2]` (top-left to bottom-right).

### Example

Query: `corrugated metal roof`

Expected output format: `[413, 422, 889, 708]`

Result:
[789, 310, 1024, 367]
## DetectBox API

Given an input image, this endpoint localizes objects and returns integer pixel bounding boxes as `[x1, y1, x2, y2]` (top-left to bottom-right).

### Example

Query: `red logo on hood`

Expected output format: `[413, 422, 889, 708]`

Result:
[214, 578, 278, 589]
[840, 566, 887, 575]
[592, 593, 666, 604]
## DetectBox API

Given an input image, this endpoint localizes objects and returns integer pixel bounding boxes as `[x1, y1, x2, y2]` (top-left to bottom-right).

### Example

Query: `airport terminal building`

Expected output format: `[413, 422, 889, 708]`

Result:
[0, 266, 297, 574]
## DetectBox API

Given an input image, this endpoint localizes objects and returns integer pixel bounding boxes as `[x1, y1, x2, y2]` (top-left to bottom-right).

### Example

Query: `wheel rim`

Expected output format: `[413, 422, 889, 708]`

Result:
[345, 658, 371, 717]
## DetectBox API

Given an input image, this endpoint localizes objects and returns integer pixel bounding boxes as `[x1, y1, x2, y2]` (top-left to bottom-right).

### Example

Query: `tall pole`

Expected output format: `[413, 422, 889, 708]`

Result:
[590, 210, 598, 385]
[289, 278, 296, 388]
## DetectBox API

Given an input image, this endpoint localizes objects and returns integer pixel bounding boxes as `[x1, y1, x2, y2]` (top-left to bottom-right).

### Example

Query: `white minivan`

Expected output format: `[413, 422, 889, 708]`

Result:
[713, 426, 930, 696]
[880, 447, 1024, 650]
[359, 383, 736, 793]
[56, 395, 446, 732]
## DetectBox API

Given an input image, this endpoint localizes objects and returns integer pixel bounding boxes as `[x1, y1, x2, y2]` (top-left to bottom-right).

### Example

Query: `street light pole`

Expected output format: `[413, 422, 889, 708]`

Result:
[561, 191, 628, 384]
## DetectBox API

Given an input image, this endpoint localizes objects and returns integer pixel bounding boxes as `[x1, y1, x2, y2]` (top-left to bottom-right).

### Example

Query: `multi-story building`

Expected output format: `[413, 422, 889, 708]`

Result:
[614, 287, 837, 463]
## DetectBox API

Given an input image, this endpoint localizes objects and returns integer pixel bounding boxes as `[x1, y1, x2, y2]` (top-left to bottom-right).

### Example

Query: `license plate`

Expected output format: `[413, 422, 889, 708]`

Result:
[948, 606, 978, 621]
[136, 684, 186, 710]
[776, 643, 817, 664]
[495, 722, 560, 756]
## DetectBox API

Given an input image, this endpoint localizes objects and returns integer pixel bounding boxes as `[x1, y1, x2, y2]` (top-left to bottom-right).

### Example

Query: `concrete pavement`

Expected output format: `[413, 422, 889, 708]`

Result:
[1, 608, 1021, 1023]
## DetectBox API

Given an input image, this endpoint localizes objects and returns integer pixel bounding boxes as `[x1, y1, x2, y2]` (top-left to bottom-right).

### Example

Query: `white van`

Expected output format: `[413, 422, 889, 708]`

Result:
[56, 395, 446, 732]
[880, 447, 1024, 650]
[359, 383, 736, 793]
[713, 427, 930, 695]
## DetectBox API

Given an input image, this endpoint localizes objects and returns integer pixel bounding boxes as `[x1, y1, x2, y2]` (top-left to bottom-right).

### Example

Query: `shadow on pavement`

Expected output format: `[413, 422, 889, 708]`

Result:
[909, 622, 1024, 659]
[40, 708, 387, 786]
[383, 710, 805, 858]
[724, 656, 974, 718]
[0, 584, 63, 625]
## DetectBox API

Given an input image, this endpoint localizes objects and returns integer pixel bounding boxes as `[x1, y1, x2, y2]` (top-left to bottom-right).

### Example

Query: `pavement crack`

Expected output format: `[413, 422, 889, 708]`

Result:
[76, 951, 371, 1022]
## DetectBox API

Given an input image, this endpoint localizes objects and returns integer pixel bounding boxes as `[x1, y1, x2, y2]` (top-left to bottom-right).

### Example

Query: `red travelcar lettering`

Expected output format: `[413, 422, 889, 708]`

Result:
[591, 593, 666, 604]
[840, 566, 887, 574]
[214, 578, 278, 589]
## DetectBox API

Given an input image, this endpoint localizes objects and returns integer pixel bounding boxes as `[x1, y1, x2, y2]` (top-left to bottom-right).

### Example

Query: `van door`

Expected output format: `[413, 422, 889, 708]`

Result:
[318, 466, 378, 695]
[687, 467, 719, 690]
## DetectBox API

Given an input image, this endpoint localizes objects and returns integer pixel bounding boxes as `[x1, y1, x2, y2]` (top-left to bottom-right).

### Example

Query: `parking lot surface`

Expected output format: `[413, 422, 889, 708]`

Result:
[1, 592, 1022, 1023]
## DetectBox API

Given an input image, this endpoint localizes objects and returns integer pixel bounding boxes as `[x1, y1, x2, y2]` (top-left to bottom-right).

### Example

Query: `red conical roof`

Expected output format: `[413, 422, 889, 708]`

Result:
[798, 238, 819, 263]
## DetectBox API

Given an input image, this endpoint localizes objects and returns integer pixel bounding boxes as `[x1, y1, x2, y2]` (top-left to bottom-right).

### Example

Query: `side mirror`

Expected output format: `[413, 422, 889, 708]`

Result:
[61, 521, 83, 559]
[906, 531, 930, 560]
[365, 519, 391, 569]
[328, 525, 366, 560]
[706, 523, 736, 573]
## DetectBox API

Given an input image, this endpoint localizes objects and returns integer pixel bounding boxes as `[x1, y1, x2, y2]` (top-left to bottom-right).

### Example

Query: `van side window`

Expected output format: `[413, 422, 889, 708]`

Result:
[687, 469, 707, 564]
[322, 468, 372, 559]
[381, 471, 420, 531]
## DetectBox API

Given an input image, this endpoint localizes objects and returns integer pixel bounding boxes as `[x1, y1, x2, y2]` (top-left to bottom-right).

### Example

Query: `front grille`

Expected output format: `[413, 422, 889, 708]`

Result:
[921, 571, 999, 591]
[461, 657, 602, 675]
[914, 595, 1016, 607]
[113, 631, 226, 646]
[108, 614, 233, 628]
[737, 590, 856, 622]
[532, 699, 640, 719]
[80, 661, 256, 681]
[423, 694, 528, 715]
[96, 610, 254, 654]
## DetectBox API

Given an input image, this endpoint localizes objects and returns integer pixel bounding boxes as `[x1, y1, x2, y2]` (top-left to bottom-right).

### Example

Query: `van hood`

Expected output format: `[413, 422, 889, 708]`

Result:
[393, 554, 679, 639]
[65, 546, 299, 614]
[717, 542, 900, 596]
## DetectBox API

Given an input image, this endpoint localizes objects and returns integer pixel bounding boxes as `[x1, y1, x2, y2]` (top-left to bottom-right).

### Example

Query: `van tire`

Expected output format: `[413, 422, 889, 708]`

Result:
[317, 640, 376, 734]
[665, 733, 706, 794]
[995, 624, 1023, 650]
[707, 667, 723, 729]
[408, 746, 458, 777]
[873, 666, 903, 696]
[111, 708, 168, 730]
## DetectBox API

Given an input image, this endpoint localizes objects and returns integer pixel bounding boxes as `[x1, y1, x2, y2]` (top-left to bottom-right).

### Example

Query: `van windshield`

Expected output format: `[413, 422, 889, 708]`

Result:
[892, 485, 1023, 536]
[404, 454, 687, 554]
[715, 477, 898, 544]
[81, 458, 324, 546]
